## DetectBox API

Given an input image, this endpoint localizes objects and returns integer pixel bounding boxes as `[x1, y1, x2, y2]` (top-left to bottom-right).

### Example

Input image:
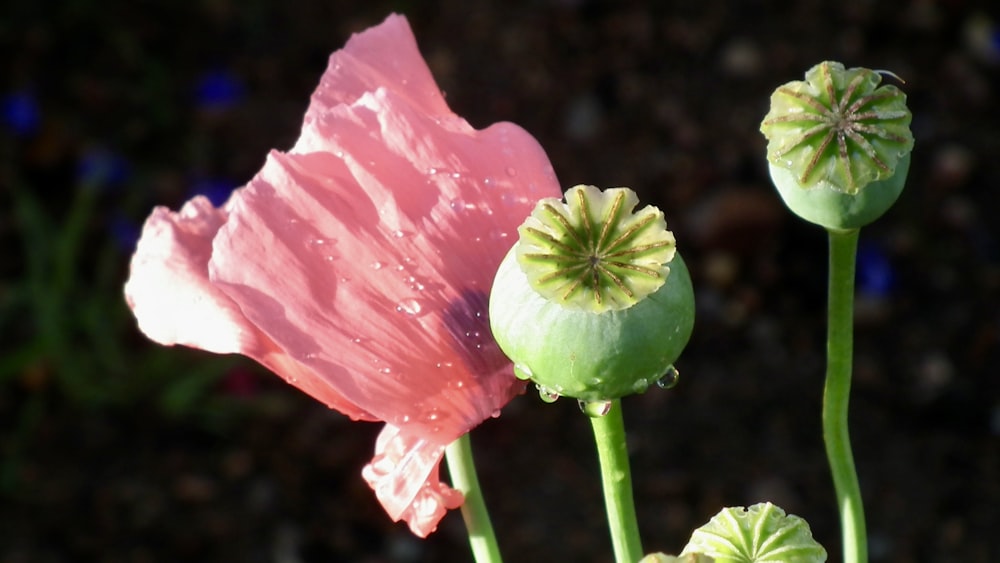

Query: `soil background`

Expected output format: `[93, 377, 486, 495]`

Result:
[2, 1, 999, 562]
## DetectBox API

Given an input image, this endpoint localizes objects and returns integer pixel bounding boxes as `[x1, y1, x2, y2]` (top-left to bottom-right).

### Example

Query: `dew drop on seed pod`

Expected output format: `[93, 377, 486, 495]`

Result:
[578, 399, 613, 417]
[656, 365, 680, 389]
[632, 378, 650, 394]
[536, 384, 560, 403]
[514, 364, 534, 380]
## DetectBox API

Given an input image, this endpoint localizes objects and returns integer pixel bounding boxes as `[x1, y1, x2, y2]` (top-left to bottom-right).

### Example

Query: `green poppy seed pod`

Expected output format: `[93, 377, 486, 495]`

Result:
[489, 185, 695, 402]
[760, 61, 914, 231]
[639, 553, 715, 563]
[680, 503, 827, 563]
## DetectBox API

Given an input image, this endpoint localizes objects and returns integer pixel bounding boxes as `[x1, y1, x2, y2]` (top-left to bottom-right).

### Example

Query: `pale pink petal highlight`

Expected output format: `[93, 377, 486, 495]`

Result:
[362, 424, 464, 537]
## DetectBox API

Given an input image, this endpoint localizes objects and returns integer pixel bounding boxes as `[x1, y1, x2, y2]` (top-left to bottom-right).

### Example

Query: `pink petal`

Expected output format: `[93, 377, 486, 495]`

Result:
[125, 13, 561, 536]
[124, 196, 375, 421]
[361, 424, 464, 537]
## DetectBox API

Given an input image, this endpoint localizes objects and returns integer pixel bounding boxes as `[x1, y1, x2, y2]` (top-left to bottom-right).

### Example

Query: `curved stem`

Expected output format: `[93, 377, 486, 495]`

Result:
[824, 229, 867, 563]
[590, 399, 643, 562]
[445, 434, 503, 563]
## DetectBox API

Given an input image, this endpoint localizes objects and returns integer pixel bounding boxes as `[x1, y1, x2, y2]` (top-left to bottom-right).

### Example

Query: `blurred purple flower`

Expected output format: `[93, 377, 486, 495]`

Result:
[194, 70, 245, 110]
[2, 90, 40, 136]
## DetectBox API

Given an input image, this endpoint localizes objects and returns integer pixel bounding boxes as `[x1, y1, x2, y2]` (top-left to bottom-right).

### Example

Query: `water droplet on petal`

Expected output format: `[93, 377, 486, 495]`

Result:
[656, 365, 680, 389]
[392, 229, 406, 238]
[490, 409, 501, 419]
[395, 298, 423, 316]
[536, 384, 559, 403]
[505, 166, 517, 177]
[578, 399, 613, 417]
[514, 364, 534, 380]
[370, 261, 383, 270]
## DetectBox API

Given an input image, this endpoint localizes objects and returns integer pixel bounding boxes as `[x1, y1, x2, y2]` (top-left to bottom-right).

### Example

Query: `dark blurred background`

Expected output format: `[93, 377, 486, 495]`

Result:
[2, 1, 998, 561]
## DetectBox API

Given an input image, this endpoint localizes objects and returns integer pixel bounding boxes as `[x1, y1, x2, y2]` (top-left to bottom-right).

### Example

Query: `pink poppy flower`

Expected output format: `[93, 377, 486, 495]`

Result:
[124, 14, 560, 537]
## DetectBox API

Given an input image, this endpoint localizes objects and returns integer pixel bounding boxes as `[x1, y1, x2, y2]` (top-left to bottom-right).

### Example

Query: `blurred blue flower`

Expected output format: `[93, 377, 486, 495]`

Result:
[109, 212, 141, 253]
[190, 177, 237, 207]
[195, 69, 245, 110]
[856, 241, 894, 298]
[77, 146, 131, 190]
[1, 90, 40, 136]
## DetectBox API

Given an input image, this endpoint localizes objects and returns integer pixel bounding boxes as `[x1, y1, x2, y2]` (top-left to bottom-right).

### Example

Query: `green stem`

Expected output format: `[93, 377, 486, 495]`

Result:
[590, 399, 643, 563]
[824, 229, 867, 563]
[445, 434, 503, 563]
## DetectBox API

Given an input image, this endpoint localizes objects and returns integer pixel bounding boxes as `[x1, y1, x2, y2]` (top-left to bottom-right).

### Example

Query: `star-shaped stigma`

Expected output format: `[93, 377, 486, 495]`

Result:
[760, 61, 914, 194]
[515, 185, 675, 312]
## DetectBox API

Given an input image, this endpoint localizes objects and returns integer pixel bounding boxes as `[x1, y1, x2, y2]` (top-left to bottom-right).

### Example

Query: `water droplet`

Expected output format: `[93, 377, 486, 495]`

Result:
[514, 364, 534, 380]
[450, 172, 461, 179]
[370, 261, 384, 270]
[425, 410, 440, 421]
[437, 361, 454, 369]
[323, 255, 334, 262]
[335, 150, 344, 158]
[536, 384, 559, 403]
[505, 166, 517, 177]
[428, 167, 438, 175]
[656, 365, 680, 389]
[395, 299, 423, 316]
[303, 353, 317, 360]
[483, 176, 494, 186]
[578, 399, 613, 417]
[378, 367, 392, 375]
[308, 237, 327, 246]
[632, 378, 650, 393]
[490, 409, 501, 419]
[392, 229, 405, 238]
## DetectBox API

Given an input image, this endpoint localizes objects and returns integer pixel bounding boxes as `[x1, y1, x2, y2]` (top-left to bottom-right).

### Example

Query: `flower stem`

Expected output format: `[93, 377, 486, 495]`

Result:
[445, 434, 503, 563]
[824, 229, 867, 563]
[590, 399, 643, 562]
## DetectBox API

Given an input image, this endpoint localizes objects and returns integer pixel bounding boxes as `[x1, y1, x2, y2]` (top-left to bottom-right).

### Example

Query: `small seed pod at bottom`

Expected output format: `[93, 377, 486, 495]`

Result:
[489, 185, 695, 402]
[680, 503, 827, 563]
[639, 553, 715, 563]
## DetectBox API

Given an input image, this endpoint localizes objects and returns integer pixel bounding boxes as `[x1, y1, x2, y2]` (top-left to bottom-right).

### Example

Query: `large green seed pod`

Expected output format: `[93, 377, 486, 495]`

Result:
[489, 185, 695, 401]
[680, 503, 827, 563]
[760, 61, 914, 231]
